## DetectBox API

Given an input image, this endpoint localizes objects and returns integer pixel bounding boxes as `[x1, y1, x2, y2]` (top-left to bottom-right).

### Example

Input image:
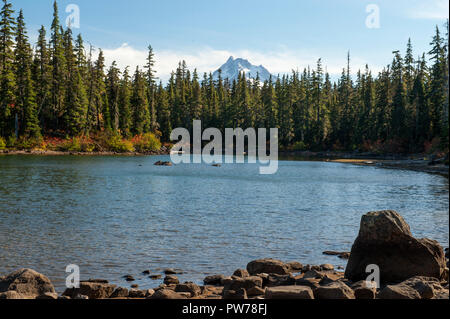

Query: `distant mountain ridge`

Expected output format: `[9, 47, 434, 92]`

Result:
[212, 56, 273, 82]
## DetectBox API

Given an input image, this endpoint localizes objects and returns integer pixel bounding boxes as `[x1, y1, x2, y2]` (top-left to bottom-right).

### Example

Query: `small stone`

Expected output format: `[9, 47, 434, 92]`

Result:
[145, 289, 155, 298]
[142, 270, 150, 275]
[247, 259, 290, 275]
[223, 288, 247, 300]
[175, 282, 201, 297]
[164, 268, 177, 275]
[314, 281, 355, 299]
[266, 286, 314, 299]
[203, 274, 225, 286]
[351, 281, 376, 299]
[0, 291, 22, 299]
[286, 261, 303, 272]
[247, 286, 266, 297]
[148, 289, 186, 299]
[321, 264, 334, 271]
[123, 275, 135, 282]
[36, 292, 58, 300]
[164, 275, 179, 285]
[378, 284, 421, 299]
[110, 287, 129, 298]
[232, 269, 250, 278]
[128, 289, 146, 298]
[149, 274, 162, 280]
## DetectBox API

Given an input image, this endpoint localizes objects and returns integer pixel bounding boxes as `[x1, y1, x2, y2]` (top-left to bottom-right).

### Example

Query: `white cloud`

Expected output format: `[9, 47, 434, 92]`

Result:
[100, 43, 382, 83]
[408, 0, 449, 20]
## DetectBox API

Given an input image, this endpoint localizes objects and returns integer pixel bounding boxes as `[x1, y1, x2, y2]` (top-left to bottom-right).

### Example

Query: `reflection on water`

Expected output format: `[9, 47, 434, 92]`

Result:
[0, 155, 448, 291]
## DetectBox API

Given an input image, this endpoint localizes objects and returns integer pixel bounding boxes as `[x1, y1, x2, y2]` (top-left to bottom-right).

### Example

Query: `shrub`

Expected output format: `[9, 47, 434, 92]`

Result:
[15, 136, 43, 150]
[132, 133, 162, 152]
[0, 137, 5, 150]
[291, 141, 308, 151]
[106, 134, 134, 153]
[6, 135, 16, 148]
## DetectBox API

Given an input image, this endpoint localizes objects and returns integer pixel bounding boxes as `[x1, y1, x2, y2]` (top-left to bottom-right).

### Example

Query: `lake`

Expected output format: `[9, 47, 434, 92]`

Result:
[0, 155, 448, 291]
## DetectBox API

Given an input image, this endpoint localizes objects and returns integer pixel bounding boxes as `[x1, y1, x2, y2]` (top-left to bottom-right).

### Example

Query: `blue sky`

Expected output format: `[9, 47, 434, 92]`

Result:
[13, 0, 449, 81]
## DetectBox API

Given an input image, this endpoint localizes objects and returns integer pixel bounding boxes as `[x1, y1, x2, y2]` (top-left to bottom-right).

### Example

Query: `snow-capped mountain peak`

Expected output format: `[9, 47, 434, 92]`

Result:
[213, 56, 272, 82]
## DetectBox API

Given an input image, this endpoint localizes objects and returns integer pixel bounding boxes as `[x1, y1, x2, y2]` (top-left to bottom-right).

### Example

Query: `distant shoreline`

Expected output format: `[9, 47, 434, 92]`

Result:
[1, 149, 448, 177]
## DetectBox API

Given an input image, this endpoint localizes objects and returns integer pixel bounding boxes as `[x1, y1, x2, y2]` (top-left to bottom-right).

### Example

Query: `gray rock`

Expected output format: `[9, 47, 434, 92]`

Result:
[345, 210, 446, 283]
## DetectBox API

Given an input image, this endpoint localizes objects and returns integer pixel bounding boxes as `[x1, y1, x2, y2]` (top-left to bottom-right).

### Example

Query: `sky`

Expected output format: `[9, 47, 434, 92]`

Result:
[12, 0, 450, 82]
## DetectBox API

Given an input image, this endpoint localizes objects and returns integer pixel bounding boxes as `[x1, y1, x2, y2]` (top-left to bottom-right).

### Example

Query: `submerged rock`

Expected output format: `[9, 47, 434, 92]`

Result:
[345, 210, 446, 283]
[154, 161, 172, 166]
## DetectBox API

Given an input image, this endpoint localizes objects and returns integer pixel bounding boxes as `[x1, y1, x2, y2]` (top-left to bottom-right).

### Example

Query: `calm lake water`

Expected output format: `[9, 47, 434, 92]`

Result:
[0, 155, 448, 291]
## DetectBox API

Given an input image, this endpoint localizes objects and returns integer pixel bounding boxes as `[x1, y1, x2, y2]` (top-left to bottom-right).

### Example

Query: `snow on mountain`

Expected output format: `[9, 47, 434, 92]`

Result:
[212, 56, 273, 83]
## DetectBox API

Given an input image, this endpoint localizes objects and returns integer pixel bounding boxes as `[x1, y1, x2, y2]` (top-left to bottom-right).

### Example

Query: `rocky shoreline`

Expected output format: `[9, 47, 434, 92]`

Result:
[1, 210, 449, 300]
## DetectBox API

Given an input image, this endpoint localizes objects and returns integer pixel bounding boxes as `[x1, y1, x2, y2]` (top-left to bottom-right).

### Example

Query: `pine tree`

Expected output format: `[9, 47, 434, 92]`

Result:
[156, 81, 171, 141]
[50, 0, 66, 132]
[33, 26, 51, 131]
[118, 66, 132, 137]
[144, 45, 158, 132]
[131, 67, 150, 135]
[390, 51, 407, 141]
[14, 9, 41, 138]
[64, 27, 87, 136]
[428, 26, 446, 140]
[0, 0, 15, 137]
[106, 61, 120, 131]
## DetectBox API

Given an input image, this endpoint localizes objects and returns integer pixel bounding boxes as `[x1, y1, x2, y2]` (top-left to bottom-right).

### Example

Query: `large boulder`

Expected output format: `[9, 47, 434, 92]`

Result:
[247, 259, 290, 275]
[345, 211, 446, 283]
[0, 269, 56, 299]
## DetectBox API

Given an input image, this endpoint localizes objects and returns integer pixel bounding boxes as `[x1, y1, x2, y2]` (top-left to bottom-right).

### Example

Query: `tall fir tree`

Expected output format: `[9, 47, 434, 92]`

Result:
[14, 9, 40, 138]
[0, 0, 15, 137]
